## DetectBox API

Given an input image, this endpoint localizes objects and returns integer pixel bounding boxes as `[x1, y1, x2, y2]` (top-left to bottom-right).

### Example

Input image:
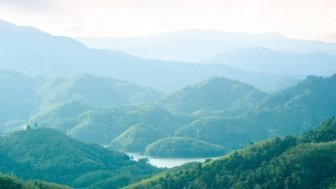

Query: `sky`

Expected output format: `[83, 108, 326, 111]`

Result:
[0, 0, 336, 42]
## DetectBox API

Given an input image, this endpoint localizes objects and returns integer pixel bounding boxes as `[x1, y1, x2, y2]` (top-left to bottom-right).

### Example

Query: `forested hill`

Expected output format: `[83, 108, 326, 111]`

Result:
[0, 174, 70, 189]
[162, 76, 267, 114]
[125, 117, 336, 189]
[0, 128, 161, 189]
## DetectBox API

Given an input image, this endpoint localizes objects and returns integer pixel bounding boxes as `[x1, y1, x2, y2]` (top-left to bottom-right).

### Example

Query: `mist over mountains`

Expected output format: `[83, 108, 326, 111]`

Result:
[1, 18, 336, 189]
[78, 29, 336, 62]
[1, 19, 332, 93]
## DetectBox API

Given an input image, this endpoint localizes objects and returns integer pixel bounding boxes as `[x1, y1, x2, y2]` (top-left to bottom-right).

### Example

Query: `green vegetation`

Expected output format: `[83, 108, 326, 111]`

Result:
[110, 124, 163, 153]
[125, 117, 336, 189]
[40, 73, 163, 108]
[0, 128, 161, 188]
[0, 173, 70, 189]
[175, 117, 263, 151]
[162, 76, 267, 115]
[3, 70, 336, 158]
[144, 137, 225, 158]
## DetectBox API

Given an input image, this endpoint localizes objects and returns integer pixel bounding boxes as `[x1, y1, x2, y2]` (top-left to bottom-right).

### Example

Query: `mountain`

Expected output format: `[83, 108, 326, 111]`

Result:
[256, 74, 336, 133]
[77, 29, 336, 62]
[144, 137, 226, 158]
[0, 20, 299, 92]
[125, 117, 336, 189]
[175, 118, 262, 151]
[209, 47, 336, 76]
[39, 73, 163, 108]
[0, 70, 163, 134]
[29, 102, 140, 144]
[109, 124, 164, 153]
[0, 127, 161, 188]
[173, 74, 336, 154]
[162, 77, 267, 115]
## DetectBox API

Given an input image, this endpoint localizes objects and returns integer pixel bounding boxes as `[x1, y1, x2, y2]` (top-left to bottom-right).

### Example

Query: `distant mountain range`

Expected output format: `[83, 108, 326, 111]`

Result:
[209, 47, 336, 76]
[77, 29, 336, 62]
[0, 20, 302, 92]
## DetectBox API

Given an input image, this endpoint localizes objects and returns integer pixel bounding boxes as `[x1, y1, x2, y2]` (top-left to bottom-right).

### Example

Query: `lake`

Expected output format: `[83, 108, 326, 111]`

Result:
[127, 153, 215, 168]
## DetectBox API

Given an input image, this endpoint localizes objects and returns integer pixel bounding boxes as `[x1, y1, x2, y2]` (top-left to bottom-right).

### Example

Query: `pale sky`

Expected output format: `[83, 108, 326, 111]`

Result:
[0, 0, 336, 42]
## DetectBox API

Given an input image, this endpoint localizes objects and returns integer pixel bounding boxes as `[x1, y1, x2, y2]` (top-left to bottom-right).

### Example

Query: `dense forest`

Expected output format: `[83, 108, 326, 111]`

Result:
[125, 117, 336, 189]
[2, 70, 336, 158]
[0, 174, 70, 189]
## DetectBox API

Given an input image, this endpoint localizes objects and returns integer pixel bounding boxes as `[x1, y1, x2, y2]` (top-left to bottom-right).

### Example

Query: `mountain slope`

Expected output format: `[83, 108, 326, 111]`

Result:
[162, 77, 267, 115]
[40, 73, 163, 107]
[125, 117, 336, 189]
[256, 74, 336, 133]
[173, 74, 336, 155]
[144, 137, 226, 158]
[0, 128, 160, 188]
[109, 124, 164, 153]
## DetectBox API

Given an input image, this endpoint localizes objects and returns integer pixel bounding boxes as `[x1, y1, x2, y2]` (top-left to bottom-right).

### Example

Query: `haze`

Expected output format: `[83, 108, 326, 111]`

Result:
[0, 0, 335, 42]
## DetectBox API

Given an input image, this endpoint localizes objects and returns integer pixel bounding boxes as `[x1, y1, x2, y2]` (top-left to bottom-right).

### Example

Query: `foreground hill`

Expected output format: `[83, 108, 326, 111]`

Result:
[0, 128, 161, 188]
[125, 117, 336, 189]
[0, 174, 70, 189]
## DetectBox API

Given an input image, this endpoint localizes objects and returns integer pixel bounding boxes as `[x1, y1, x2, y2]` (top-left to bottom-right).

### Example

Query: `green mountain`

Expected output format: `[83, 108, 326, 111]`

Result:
[40, 73, 163, 107]
[109, 124, 164, 153]
[162, 77, 267, 115]
[174, 74, 336, 155]
[0, 174, 70, 189]
[175, 118, 263, 151]
[144, 137, 226, 158]
[30, 103, 191, 145]
[125, 117, 336, 189]
[0, 128, 161, 188]
[255, 74, 336, 134]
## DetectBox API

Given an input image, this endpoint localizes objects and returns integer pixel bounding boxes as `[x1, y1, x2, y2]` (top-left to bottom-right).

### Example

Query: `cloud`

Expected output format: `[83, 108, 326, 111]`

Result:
[0, 0, 335, 41]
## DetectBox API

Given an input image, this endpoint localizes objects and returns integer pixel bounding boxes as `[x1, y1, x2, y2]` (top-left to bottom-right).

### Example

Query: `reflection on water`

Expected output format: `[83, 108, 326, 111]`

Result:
[127, 153, 214, 168]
